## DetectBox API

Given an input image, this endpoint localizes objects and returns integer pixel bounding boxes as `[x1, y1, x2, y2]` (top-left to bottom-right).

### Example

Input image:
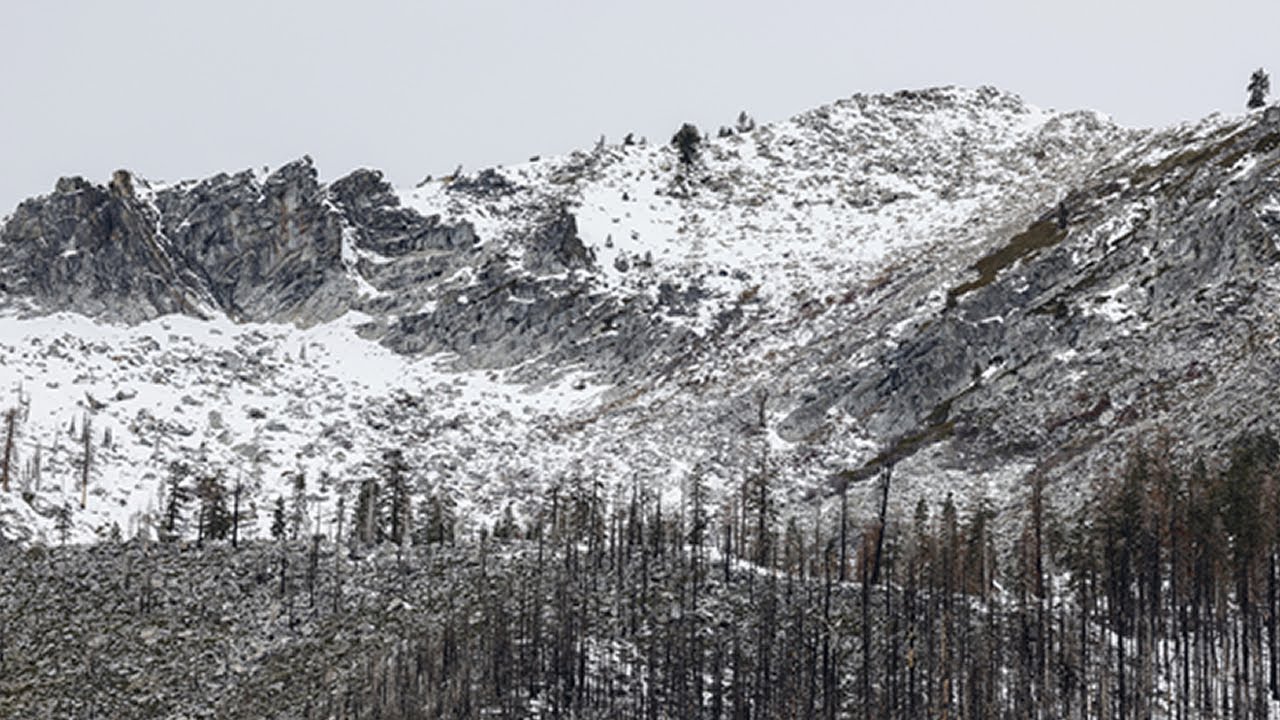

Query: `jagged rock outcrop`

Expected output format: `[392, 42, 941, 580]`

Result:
[0, 159, 358, 324]
[0, 158, 684, 372]
[329, 167, 477, 256]
[0, 174, 212, 321]
[151, 158, 353, 324]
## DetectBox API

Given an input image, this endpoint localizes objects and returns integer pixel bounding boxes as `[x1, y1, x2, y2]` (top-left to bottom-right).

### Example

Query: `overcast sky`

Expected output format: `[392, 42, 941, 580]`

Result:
[2, 1, 1277, 215]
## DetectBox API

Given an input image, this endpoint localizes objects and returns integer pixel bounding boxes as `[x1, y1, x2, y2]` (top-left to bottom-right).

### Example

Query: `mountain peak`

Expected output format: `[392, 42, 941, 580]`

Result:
[2, 88, 1280, 550]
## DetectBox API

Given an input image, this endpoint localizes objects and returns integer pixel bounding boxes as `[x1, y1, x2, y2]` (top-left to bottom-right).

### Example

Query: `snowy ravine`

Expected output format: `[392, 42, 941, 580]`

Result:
[3, 85, 1280, 545]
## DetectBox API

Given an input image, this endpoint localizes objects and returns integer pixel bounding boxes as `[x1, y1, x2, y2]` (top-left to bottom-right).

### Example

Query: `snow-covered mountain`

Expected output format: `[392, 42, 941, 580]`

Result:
[2, 85, 1279, 545]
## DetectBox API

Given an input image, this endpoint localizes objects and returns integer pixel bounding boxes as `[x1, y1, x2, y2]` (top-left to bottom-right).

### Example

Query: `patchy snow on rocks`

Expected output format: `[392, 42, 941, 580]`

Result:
[4, 85, 1280, 547]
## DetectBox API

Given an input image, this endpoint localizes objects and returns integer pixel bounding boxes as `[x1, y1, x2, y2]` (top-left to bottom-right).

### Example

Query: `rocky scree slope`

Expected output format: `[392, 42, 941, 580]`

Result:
[1, 86, 1277, 544]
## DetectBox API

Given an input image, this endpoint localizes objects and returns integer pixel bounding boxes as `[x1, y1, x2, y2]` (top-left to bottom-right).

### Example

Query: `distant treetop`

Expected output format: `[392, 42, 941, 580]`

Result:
[670, 123, 701, 166]
[1248, 68, 1270, 109]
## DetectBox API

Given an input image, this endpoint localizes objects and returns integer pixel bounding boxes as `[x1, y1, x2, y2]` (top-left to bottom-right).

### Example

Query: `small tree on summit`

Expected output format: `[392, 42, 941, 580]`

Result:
[671, 123, 702, 166]
[1248, 68, 1270, 109]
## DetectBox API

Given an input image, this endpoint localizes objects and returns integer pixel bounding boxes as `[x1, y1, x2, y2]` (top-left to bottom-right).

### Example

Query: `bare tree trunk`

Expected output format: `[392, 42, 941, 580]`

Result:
[839, 486, 848, 583]
[0, 407, 15, 493]
[1270, 553, 1278, 701]
[870, 464, 892, 585]
[231, 473, 243, 548]
[80, 413, 92, 509]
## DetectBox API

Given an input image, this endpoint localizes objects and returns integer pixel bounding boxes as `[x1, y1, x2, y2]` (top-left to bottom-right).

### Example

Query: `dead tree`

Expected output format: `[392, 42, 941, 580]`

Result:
[0, 407, 15, 493]
[870, 462, 893, 585]
[80, 413, 93, 509]
[231, 472, 244, 548]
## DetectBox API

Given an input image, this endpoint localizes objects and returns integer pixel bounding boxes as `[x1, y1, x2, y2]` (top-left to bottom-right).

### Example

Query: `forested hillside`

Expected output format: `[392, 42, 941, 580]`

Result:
[4, 431, 1280, 718]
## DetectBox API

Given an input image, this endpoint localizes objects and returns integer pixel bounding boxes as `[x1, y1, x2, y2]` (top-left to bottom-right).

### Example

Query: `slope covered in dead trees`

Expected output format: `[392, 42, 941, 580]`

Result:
[4, 430, 1280, 719]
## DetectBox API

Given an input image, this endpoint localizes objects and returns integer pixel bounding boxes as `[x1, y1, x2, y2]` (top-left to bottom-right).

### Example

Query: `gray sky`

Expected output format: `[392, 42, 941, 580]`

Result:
[2, 0, 1277, 215]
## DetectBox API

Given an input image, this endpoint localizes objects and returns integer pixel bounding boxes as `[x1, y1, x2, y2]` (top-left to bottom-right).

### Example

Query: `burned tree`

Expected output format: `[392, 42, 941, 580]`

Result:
[0, 407, 14, 493]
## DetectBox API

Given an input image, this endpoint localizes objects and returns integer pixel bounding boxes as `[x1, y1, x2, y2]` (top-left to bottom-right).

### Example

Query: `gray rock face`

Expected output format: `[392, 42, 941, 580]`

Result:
[0, 157, 703, 378]
[0, 159, 358, 324]
[329, 167, 477, 256]
[367, 203, 708, 378]
[521, 208, 594, 274]
[153, 158, 353, 323]
[0, 173, 211, 322]
[774, 113, 1280, 505]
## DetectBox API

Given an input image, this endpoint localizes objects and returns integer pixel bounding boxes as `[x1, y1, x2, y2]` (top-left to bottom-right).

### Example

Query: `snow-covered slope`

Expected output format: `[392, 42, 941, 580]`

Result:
[3, 86, 1278, 545]
[400, 87, 1129, 329]
[0, 311, 609, 542]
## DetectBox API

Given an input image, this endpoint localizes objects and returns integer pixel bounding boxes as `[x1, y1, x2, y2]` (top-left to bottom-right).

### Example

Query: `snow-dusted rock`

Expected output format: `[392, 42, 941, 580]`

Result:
[3, 85, 1280, 545]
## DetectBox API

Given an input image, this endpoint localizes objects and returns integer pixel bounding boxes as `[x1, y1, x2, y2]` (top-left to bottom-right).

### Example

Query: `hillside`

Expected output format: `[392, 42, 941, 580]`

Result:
[1, 86, 1279, 547]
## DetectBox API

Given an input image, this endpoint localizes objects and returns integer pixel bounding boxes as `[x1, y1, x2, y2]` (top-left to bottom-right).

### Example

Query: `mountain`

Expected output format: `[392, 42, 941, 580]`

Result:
[2, 85, 1279, 546]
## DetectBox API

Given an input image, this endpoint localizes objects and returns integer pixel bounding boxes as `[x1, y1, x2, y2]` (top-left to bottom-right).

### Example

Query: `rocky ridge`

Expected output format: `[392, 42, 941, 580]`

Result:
[2, 87, 1280, 544]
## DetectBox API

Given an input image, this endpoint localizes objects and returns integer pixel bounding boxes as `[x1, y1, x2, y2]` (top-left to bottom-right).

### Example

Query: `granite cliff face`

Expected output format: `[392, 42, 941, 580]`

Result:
[0, 159, 362, 324]
[0, 156, 703, 379]
[2, 88, 1280, 544]
[0, 173, 212, 322]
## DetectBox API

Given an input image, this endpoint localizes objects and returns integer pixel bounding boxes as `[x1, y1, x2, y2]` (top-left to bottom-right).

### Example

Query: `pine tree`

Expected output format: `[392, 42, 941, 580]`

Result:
[671, 123, 702, 166]
[79, 412, 92, 509]
[287, 470, 308, 541]
[383, 449, 411, 545]
[196, 472, 232, 543]
[417, 492, 456, 545]
[869, 463, 893, 585]
[939, 492, 959, 592]
[162, 460, 191, 542]
[231, 473, 244, 548]
[55, 501, 73, 544]
[744, 460, 775, 567]
[1249, 68, 1271, 109]
[271, 495, 287, 541]
[353, 478, 380, 545]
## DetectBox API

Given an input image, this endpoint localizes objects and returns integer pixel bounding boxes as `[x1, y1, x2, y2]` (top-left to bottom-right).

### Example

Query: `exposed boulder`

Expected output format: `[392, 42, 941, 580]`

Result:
[521, 208, 594, 274]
